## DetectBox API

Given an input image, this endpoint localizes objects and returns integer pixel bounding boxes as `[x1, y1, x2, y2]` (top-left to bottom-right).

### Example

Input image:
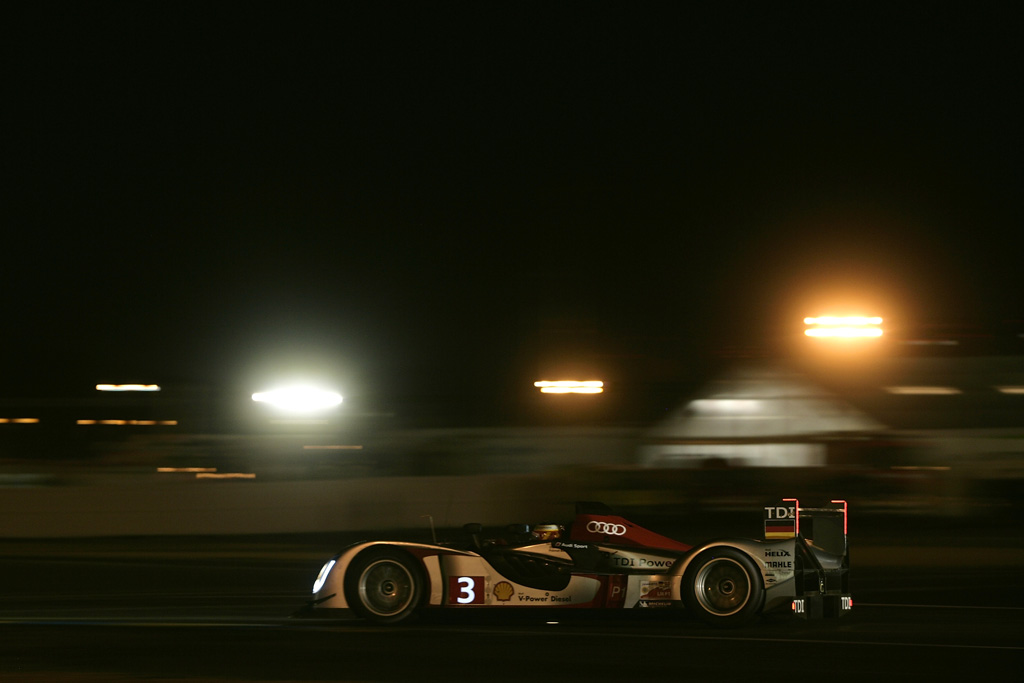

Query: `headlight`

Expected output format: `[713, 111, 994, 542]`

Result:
[312, 559, 336, 594]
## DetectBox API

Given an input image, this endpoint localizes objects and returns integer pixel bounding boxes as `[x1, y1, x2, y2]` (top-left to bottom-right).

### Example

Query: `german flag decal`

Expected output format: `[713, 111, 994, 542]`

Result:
[765, 519, 796, 539]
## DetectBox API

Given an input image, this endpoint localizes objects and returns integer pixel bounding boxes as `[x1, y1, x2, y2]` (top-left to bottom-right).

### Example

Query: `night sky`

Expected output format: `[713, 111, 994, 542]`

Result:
[5, 5, 1022, 419]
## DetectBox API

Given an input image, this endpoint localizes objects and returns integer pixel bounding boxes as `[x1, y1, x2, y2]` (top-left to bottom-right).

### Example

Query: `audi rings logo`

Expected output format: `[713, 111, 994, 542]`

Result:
[587, 521, 627, 536]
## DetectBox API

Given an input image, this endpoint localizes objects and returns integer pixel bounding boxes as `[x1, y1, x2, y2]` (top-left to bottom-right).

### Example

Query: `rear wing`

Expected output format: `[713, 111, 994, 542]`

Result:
[764, 499, 848, 557]
[766, 499, 851, 619]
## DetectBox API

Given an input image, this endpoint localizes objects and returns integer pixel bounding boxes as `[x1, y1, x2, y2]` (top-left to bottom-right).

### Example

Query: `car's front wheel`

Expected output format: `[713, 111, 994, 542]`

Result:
[346, 549, 422, 624]
[683, 548, 764, 627]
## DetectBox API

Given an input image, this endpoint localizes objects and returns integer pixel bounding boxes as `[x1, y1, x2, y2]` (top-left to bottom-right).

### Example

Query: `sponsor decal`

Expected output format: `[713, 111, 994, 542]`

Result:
[764, 506, 796, 519]
[640, 581, 671, 601]
[554, 541, 591, 550]
[765, 506, 797, 538]
[586, 521, 627, 536]
[764, 560, 793, 570]
[638, 600, 672, 608]
[764, 520, 796, 539]
[764, 549, 794, 567]
[606, 576, 627, 608]
[493, 581, 514, 602]
[610, 555, 676, 569]
[515, 592, 572, 603]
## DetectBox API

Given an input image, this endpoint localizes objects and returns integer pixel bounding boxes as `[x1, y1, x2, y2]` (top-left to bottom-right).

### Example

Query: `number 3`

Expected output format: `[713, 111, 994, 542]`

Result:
[456, 576, 476, 604]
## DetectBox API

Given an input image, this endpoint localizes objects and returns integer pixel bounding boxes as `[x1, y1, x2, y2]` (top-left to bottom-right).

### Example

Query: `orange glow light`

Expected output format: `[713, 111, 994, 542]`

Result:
[805, 327, 883, 338]
[804, 316, 882, 326]
[804, 315, 883, 339]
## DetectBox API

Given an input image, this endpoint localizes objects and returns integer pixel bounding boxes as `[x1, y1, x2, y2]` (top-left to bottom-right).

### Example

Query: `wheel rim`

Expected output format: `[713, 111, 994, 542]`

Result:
[693, 557, 751, 616]
[357, 559, 415, 617]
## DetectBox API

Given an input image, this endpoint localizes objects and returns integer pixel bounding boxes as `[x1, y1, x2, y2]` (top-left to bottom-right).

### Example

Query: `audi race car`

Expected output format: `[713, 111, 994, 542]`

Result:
[301, 500, 850, 627]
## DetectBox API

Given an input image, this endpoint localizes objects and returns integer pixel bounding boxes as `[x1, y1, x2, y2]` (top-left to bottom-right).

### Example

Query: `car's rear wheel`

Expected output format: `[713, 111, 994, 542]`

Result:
[683, 548, 763, 627]
[346, 549, 422, 624]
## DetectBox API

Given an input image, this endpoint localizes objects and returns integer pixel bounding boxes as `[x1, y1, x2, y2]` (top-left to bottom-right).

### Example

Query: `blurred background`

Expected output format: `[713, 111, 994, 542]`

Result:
[3, 4, 1021, 538]
[2, 318, 1022, 536]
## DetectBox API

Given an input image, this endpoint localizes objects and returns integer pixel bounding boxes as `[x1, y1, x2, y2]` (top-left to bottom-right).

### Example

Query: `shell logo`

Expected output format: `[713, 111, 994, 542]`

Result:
[493, 581, 514, 602]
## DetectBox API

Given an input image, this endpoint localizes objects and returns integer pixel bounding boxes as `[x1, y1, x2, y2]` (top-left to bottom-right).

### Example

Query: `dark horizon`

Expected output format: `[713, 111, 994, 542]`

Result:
[5, 5, 1021, 414]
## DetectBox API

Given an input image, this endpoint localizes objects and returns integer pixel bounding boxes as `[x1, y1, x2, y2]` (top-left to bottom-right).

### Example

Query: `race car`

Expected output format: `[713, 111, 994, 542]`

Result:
[301, 499, 850, 627]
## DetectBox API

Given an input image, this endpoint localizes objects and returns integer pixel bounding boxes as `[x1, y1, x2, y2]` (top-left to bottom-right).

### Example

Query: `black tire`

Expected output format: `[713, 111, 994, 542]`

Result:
[345, 549, 423, 624]
[682, 548, 764, 627]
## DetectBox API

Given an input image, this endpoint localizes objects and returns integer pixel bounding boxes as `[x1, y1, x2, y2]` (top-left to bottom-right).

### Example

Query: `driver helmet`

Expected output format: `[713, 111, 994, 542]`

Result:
[532, 524, 562, 541]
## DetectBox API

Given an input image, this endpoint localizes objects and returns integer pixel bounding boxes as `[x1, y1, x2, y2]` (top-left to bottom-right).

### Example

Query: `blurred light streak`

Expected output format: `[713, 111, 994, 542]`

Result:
[901, 340, 959, 346]
[885, 386, 962, 395]
[157, 467, 217, 473]
[891, 466, 952, 471]
[0, 418, 40, 424]
[252, 386, 343, 412]
[534, 380, 604, 394]
[196, 472, 256, 479]
[77, 419, 178, 425]
[96, 384, 161, 392]
[302, 445, 364, 450]
[804, 317, 883, 326]
[269, 419, 329, 425]
[540, 387, 604, 394]
[689, 399, 763, 414]
[804, 316, 883, 338]
[804, 327, 883, 338]
[996, 386, 1024, 395]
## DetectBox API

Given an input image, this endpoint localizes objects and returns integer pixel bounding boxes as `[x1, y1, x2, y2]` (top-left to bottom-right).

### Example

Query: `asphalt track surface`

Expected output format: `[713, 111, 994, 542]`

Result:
[1, 526, 1022, 682]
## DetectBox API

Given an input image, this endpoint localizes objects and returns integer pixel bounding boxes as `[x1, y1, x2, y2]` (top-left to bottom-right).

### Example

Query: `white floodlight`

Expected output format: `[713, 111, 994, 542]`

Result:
[251, 386, 343, 412]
